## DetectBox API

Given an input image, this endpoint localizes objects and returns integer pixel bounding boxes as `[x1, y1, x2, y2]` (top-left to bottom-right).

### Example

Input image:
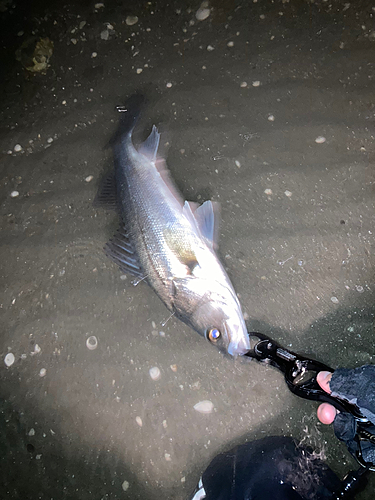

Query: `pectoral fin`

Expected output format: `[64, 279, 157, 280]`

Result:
[104, 225, 145, 279]
[163, 225, 199, 273]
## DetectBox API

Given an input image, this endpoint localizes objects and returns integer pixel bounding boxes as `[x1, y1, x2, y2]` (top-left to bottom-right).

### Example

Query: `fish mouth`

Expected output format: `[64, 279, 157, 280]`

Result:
[224, 319, 251, 357]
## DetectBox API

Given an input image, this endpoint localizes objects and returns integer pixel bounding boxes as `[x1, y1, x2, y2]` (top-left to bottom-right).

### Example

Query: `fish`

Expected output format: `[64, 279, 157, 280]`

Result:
[95, 95, 250, 356]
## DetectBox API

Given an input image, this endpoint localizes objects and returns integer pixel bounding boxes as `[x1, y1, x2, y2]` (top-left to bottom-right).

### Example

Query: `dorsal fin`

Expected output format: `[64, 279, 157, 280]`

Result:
[182, 200, 220, 251]
[137, 125, 160, 162]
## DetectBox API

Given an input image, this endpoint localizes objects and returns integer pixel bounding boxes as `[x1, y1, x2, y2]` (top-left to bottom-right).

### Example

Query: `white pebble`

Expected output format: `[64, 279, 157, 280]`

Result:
[166, 82, 172, 88]
[28, 428, 35, 436]
[196, 6, 210, 21]
[135, 416, 143, 427]
[47, 137, 53, 144]
[4, 353, 15, 367]
[264, 188, 273, 195]
[235, 160, 241, 168]
[315, 136, 326, 144]
[207, 45, 214, 51]
[14, 144, 22, 152]
[126, 15, 138, 26]
[284, 190, 292, 197]
[227, 41, 234, 47]
[194, 400, 214, 414]
[91, 52, 98, 58]
[136, 68, 143, 74]
[7, 150, 12, 154]
[267, 114, 275, 121]
[149, 366, 161, 380]
[355, 285, 364, 293]
[39, 368, 47, 377]
[95, 3, 104, 8]
[86, 335, 98, 350]
[165, 453, 172, 461]
[252, 80, 261, 87]
[100, 30, 109, 40]
[122, 481, 130, 492]
[331, 296, 339, 304]
[159, 331, 165, 337]
[240, 81, 247, 88]
[85, 175, 94, 182]
[10, 191, 19, 198]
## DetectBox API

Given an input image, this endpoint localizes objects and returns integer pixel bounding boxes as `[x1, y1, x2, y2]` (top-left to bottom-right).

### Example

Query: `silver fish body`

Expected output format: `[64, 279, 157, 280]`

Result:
[98, 96, 250, 356]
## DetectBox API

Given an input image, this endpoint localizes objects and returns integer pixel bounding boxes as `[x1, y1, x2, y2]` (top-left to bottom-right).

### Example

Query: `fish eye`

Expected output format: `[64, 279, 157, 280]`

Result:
[207, 328, 221, 343]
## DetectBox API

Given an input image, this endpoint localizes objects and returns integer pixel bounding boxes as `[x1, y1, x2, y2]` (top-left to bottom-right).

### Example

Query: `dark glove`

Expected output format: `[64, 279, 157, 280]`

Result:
[330, 365, 375, 465]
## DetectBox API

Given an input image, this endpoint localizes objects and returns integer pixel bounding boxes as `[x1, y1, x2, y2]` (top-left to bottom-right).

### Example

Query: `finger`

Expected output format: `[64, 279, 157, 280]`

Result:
[317, 402, 337, 425]
[317, 371, 333, 393]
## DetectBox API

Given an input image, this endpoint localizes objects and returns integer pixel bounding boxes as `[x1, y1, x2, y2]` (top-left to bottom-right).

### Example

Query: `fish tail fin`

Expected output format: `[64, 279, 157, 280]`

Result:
[110, 93, 146, 144]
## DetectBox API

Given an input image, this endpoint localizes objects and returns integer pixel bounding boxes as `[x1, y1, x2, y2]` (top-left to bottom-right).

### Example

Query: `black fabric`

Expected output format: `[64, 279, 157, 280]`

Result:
[330, 365, 375, 423]
[330, 365, 375, 463]
[200, 436, 341, 500]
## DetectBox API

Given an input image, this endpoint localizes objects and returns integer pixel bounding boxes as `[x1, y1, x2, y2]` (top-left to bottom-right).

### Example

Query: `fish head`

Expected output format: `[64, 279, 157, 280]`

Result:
[172, 277, 250, 357]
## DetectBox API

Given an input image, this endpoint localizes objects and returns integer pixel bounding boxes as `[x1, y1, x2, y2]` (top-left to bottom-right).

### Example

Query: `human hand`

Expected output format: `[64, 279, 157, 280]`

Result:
[316, 371, 336, 424]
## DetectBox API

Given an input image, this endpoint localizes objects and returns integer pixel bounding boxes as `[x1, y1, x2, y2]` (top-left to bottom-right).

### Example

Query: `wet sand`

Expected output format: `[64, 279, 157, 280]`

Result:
[0, 0, 374, 498]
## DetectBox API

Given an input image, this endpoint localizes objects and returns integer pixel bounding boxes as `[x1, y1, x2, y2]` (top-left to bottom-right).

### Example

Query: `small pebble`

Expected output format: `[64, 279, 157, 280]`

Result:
[196, 6, 210, 21]
[135, 416, 143, 427]
[100, 30, 109, 40]
[136, 68, 143, 74]
[28, 428, 35, 436]
[159, 331, 165, 337]
[165, 453, 172, 461]
[95, 3, 104, 9]
[252, 80, 261, 87]
[47, 137, 53, 144]
[235, 160, 241, 168]
[355, 285, 364, 293]
[122, 481, 130, 492]
[264, 188, 273, 195]
[126, 15, 138, 26]
[91, 52, 98, 58]
[14, 144, 22, 152]
[194, 400, 214, 414]
[240, 82, 247, 88]
[170, 364, 177, 372]
[331, 296, 339, 304]
[166, 82, 172, 88]
[149, 366, 161, 381]
[4, 353, 15, 367]
[207, 45, 214, 51]
[227, 41, 234, 47]
[315, 136, 326, 144]
[284, 190, 292, 197]
[10, 191, 19, 198]
[267, 114, 275, 121]
[86, 336, 98, 350]
[39, 368, 47, 377]
[85, 175, 94, 182]
[162, 420, 167, 428]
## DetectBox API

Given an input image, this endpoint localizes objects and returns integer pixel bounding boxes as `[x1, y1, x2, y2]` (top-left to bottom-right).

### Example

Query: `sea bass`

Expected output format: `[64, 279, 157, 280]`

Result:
[96, 95, 250, 356]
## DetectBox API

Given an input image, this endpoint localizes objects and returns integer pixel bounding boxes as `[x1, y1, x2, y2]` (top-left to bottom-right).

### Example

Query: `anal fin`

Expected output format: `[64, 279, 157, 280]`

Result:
[104, 225, 145, 279]
[93, 171, 119, 212]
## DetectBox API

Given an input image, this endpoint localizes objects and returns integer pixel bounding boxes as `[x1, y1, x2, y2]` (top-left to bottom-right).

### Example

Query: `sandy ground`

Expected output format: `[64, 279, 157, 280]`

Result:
[0, 0, 374, 498]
